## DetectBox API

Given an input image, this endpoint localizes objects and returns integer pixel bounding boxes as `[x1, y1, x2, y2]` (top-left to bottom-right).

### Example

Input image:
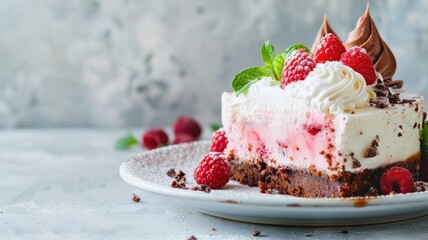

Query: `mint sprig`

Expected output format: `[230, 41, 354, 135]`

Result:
[232, 67, 271, 95]
[115, 133, 139, 150]
[210, 123, 222, 132]
[232, 41, 309, 95]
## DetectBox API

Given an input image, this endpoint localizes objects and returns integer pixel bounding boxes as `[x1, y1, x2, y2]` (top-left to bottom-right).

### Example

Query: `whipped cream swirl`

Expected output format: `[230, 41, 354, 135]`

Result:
[287, 61, 375, 115]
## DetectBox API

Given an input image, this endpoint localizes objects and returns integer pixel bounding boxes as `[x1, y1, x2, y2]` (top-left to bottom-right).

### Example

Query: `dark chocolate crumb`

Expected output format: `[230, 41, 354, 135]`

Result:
[414, 123, 418, 129]
[365, 187, 379, 197]
[252, 231, 261, 237]
[341, 230, 349, 234]
[415, 181, 428, 192]
[304, 233, 313, 237]
[360, 132, 363, 135]
[212, 228, 216, 231]
[191, 184, 211, 193]
[167, 168, 176, 178]
[352, 159, 361, 169]
[132, 194, 141, 202]
[187, 235, 197, 240]
[402, 99, 416, 104]
[365, 140, 379, 158]
[399, 125, 403, 130]
[398, 133, 402, 137]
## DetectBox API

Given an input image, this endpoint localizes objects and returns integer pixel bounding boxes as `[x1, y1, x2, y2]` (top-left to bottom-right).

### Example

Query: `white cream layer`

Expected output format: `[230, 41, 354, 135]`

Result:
[222, 78, 423, 174]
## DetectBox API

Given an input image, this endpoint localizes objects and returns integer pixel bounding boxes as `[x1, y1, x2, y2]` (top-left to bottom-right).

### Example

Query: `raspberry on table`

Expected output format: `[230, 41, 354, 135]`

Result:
[193, 152, 230, 189]
[340, 47, 377, 85]
[380, 167, 415, 195]
[173, 133, 196, 144]
[173, 116, 202, 139]
[210, 128, 228, 152]
[280, 49, 316, 88]
[314, 33, 346, 63]
[142, 128, 169, 150]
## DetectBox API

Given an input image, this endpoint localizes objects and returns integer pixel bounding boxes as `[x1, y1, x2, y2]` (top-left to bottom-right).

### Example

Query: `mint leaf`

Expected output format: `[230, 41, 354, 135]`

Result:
[273, 52, 285, 81]
[115, 133, 139, 150]
[232, 67, 271, 96]
[422, 122, 428, 153]
[261, 41, 275, 67]
[284, 43, 309, 61]
[210, 123, 222, 132]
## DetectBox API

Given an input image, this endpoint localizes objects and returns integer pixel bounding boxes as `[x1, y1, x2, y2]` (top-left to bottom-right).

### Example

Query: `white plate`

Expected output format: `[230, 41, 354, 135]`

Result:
[119, 140, 428, 226]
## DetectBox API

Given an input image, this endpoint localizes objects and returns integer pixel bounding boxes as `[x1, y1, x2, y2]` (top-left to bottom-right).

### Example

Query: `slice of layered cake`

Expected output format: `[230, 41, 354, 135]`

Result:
[222, 6, 424, 197]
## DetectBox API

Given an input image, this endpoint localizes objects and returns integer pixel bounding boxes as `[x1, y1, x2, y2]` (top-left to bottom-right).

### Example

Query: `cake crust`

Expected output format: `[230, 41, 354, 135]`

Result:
[228, 153, 420, 198]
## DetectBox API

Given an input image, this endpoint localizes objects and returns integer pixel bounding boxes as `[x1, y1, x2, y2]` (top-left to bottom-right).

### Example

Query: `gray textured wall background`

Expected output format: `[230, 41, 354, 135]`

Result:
[1, 0, 428, 128]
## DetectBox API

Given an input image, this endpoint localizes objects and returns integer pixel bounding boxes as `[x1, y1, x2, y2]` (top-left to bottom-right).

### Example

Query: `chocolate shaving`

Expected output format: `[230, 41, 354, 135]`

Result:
[352, 159, 361, 169]
[187, 235, 197, 240]
[252, 231, 261, 237]
[132, 194, 141, 202]
[370, 97, 389, 109]
[170, 170, 187, 189]
[415, 181, 428, 192]
[191, 184, 211, 193]
[166, 168, 176, 178]
[386, 79, 403, 89]
[370, 79, 409, 108]
[365, 139, 379, 158]
[364, 187, 379, 197]
[402, 99, 416, 104]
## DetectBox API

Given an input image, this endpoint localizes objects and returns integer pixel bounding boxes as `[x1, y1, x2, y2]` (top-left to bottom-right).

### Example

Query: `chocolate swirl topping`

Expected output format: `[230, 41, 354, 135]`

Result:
[344, 4, 400, 87]
[311, 15, 338, 54]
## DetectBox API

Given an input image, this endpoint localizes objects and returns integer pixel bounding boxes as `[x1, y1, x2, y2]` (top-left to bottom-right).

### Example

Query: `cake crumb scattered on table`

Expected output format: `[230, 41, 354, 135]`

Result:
[132, 194, 140, 202]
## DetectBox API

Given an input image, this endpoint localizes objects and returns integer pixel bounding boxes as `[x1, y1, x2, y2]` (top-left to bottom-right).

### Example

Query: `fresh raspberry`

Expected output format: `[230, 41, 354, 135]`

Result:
[193, 152, 230, 189]
[340, 47, 377, 85]
[210, 128, 228, 152]
[380, 167, 415, 195]
[173, 116, 202, 139]
[142, 128, 168, 150]
[280, 49, 316, 88]
[314, 33, 346, 63]
[173, 133, 196, 144]
[420, 155, 428, 181]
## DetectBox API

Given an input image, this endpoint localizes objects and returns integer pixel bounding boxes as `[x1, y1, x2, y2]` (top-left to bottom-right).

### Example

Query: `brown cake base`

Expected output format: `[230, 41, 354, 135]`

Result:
[228, 153, 420, 198]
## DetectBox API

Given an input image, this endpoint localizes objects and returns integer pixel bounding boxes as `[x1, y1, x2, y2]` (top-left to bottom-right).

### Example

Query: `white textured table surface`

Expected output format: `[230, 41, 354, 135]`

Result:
[2, 129, 428, 240]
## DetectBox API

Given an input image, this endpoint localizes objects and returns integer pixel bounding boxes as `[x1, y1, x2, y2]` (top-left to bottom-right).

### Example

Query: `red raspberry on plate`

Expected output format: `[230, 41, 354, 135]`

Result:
[193, 152, 230, 189]
[340, 47, 377, 85]
[210, 128, 228, 152]
[380, 167, 415, 195]
[173, 116, 202, 139]
[173, 133, 196, 144]
[142, 128, 169, 150]
[280, 49, 316, 88]
[314, 33, 346, 63]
